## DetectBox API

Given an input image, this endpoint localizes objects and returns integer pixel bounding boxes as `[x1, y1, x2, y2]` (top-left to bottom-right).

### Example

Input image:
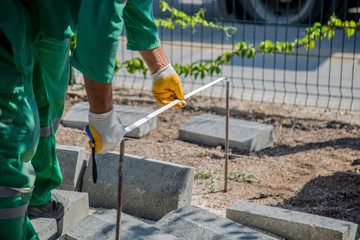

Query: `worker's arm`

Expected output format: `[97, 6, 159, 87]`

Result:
[139, 46, 168, 74]
[140, 46, 187, 108]
[84, 76, 113, 114]
[84, 76, 124, 154]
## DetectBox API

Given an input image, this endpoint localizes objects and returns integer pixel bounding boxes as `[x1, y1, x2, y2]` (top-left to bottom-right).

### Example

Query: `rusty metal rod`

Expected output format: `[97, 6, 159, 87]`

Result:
[116, 139, 125, 240]
[115, 77, 228, 236]
[224, 80, 230, 192]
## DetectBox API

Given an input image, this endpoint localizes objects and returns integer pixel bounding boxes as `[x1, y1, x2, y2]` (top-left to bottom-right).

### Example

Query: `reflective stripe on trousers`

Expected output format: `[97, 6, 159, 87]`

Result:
[0, 186, 33, 220]
[39, 117, 61, 137]
[0, 203, 29, 220]
[0, 186, 33, 198]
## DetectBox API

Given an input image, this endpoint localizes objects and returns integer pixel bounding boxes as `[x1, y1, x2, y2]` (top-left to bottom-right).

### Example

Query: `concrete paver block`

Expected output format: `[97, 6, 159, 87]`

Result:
[52, 190, 90, 236]
[179, 114, 274, 151]
[82, 152, 195, 220]
[226, 200, 359, 240]
[31, 190, 89, 239]
[61, 102, 157, 138]
[31, 218, 57, 240]
[155, 205, 279, 240]
[56, 145, 87, 191]
[65, 209, 179, 240]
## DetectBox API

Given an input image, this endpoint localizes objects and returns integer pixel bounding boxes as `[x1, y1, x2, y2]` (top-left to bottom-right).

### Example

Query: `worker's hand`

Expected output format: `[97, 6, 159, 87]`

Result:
[87, 109, 124, 154]
[152, 64, 187, 108]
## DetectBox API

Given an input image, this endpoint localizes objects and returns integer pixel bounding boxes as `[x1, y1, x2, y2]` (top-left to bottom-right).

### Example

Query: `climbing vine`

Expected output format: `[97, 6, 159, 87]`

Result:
[69, 2, 360, 80]
[116, 8, 360, 80]
[155, 0, 237, 38]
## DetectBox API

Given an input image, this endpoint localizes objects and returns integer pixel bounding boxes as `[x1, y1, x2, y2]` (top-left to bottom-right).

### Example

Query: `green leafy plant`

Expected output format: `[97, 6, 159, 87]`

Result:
[114, 58, 148, 78]
[228, 172, 261, 183]
[156, 0, 237, 37]
[195, 169, 214, 179]
[210, 175, 219, 193]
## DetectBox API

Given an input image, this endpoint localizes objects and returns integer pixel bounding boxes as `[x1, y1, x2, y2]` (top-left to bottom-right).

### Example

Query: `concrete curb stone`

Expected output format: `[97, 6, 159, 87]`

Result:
[56, 145, 87, 191]
[52, 190, 89, 236]
[82, 152, 195, 221]
[155, 205, 280, 240]
[31, 218, 58, 240]
[61, 102, 157, 138]
[226, 200, 359, 240]
[179, 114, 274, 151]
[31, 190, 89, 239]
[64, 209, 179, 240]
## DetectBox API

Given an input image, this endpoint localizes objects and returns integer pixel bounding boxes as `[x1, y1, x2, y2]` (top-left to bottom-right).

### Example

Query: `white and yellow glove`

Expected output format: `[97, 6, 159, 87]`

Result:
[87, 109, 124, 154]
[152, 64, 187, 108]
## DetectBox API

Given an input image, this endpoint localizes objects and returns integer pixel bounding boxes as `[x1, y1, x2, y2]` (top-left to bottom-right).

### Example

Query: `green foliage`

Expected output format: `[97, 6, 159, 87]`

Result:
[195, 169, 219, 192]
[195, 169, 214, 179]
[210, 175, 219, 193]
[228, 172, 261, 183]
[68, 1, 359, 82]
[115, 58, 148, 78]
[168, 13, 359, 79]
[156, 0, 237, 38]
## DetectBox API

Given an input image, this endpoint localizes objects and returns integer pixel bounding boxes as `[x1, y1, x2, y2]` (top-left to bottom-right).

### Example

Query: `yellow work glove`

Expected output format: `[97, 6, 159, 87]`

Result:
[152, 64, 187, 108]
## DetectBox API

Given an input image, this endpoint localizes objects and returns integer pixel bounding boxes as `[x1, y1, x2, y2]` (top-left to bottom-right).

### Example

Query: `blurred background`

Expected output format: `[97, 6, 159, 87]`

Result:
[114, 0, 360, 111]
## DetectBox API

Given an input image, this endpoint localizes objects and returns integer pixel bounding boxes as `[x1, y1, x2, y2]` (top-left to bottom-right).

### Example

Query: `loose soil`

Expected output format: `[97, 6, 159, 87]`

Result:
[57, 85, 360, 234]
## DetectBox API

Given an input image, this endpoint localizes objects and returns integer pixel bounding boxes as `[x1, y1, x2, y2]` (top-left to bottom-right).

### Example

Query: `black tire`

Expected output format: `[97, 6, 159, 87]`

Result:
[235, 0, 341, 24]
[218, 0, 236, 20]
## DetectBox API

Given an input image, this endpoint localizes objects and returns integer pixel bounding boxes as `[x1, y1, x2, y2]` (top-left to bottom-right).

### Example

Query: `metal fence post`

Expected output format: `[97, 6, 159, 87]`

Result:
[224, 80, 230, 192]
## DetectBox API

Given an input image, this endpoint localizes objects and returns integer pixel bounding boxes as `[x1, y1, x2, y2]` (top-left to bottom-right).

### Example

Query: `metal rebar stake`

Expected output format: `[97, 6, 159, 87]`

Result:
[116, 139, 125, 240]
[224, 80, 230, 192]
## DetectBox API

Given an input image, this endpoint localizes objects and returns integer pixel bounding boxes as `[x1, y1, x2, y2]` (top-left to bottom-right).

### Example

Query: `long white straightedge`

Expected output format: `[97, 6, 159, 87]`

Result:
[124, 76, 227, 134]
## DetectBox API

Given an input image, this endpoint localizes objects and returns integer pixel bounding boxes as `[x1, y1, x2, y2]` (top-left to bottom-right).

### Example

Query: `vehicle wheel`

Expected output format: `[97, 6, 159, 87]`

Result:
[218, 0, 236, 20]
[236, 0, 328, 24]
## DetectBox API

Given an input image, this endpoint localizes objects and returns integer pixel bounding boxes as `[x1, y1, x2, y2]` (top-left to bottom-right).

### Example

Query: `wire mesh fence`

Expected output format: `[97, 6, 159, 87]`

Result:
[114, 0, 360, 111]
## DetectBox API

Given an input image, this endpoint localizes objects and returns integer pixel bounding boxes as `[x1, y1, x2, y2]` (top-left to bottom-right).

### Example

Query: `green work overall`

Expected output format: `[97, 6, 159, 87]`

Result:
[0, 0, 160, 239]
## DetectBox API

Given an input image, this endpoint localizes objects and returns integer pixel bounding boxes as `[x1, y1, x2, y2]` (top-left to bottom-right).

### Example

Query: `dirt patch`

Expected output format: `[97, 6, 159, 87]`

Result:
[57, 85, 360, 233]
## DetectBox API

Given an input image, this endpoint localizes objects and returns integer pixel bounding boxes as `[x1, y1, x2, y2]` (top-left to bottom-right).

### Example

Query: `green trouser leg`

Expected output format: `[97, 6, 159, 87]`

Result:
[0, 34, 39, 239]
[0, 194, 38, 240]
[29, 38, 70, 206]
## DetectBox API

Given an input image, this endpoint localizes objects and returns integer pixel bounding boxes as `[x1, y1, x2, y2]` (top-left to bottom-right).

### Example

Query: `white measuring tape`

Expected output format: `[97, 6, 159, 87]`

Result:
[124, 76, 227, 134]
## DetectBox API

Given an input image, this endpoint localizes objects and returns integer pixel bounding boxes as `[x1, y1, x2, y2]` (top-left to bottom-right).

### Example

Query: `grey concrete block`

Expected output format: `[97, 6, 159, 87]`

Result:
[65, 209, 179, 240]
[52, 190, 89, 236]
[31, 190, 89, 239]
[56, 145, 87, 191]
[155, 205, 279, 240]
[226, 200, 359, 240]
[31, 218, 58, 240]
[82, 152, 195, 220]
[61, 102, 157, 138]
[179, 114, 274, 151]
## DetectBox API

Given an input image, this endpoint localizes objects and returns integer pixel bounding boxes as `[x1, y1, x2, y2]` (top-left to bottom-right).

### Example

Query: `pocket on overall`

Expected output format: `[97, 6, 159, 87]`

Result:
[0, 68, 40, 159]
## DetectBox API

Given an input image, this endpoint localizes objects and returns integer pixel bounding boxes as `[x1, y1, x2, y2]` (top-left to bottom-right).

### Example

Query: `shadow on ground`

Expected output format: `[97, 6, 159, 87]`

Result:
[278, 171, 360, 235]
[260, 137, 360, 157]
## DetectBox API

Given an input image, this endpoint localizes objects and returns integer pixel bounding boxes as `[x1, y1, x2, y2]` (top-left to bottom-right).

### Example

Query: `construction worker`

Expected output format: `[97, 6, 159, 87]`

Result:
[0, 0, 186, 239]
